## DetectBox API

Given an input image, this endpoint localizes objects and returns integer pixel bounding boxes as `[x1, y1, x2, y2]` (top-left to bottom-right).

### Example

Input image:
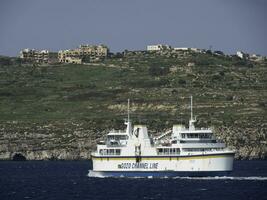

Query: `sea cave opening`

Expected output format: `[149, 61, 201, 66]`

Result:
[12, 153, 26, 161]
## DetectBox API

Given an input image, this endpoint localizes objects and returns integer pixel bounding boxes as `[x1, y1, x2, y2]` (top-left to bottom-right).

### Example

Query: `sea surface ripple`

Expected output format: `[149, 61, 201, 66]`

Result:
[0, 160, 266, 200]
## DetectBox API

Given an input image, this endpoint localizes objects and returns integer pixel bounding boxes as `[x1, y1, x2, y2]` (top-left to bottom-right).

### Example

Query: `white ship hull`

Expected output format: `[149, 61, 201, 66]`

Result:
[90, 99, 235, 178]
[90, 152, 234, 177]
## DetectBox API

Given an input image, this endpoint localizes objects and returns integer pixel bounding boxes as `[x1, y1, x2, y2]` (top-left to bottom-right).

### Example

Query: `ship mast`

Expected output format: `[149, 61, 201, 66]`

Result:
[189, 96, 196, 130]
[126, 99, 132, 136]
[190, 95, 193, 121]
[128, 99, 130, 123]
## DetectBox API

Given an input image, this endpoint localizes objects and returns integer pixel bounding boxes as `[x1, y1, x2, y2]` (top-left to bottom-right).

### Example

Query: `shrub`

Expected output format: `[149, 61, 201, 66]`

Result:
[178, 79, 186, 85]
[148, 65, 169, 76]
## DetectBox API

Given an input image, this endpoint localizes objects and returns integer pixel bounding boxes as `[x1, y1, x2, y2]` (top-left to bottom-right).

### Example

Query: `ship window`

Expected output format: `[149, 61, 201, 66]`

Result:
[108, 135, 128, 141]
[115, 149, 121, 155]
[109, 149, 114, 155]
[157, 148, 180, 155]
[99, 148, 121, 155]
[157, 148, 163, 155]
[110, 141, 119, 146]
[164, 148, 169, 154]
[108, 135, 115, 140]
[198, 133, 212, 139]
[187, 133, 201, 138]
[183, 148, 206, 152]
[119, 135, 128, 140]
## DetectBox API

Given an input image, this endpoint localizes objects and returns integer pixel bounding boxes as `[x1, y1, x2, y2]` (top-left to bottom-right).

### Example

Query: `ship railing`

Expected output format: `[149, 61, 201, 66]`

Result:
[194, 128, 211, 130]
[99, 152, 121, 156]
[181, 147, 229, 154]
[109, 129, 126, 134]
[157, 152, 180, 155]
[157, 152, 180, 156]
[179, 139, 209, 142]
[106, 143, 127, 147]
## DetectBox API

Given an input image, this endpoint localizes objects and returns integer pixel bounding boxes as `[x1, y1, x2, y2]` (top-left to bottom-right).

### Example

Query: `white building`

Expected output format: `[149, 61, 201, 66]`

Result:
[19, 48, 50, 63]
[147, 44, 171, 51]
[236, 51, 249, 59]
[174, 47, 202, 53]
[58, 44, 109, 63]
[190, 48, 203, 53]
[236, 51, 244, 58]
[174, 47, 189, 51]
[249, 54, 264, 62]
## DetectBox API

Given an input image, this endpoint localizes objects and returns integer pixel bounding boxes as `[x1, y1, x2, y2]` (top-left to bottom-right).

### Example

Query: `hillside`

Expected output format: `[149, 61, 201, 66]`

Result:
[0, 51, 266, 160]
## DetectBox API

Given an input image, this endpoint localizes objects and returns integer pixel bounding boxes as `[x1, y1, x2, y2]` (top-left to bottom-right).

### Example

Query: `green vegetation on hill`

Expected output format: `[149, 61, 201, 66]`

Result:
[0, 51, 266, 160]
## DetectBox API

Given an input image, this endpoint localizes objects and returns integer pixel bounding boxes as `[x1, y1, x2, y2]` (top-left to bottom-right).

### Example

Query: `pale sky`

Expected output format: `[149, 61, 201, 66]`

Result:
[0, 0, 266, 56]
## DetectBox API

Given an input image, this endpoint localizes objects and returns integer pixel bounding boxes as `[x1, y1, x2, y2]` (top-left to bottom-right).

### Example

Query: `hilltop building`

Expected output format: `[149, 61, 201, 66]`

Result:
[174, 47, 203, 53]
[147, 44, 171, 51]
[236, 51, 249, 59]
[19, 49, 47, 63]
[249, 54, 264, 62]
[58, 44, 109, 64]
[146, 45, 203, 53]
[19, 49, 58, 64]
[173, 47, 190, 51]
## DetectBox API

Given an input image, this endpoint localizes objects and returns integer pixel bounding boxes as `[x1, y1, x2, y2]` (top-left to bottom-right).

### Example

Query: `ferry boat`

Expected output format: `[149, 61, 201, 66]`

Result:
[89, 97, 235, 177]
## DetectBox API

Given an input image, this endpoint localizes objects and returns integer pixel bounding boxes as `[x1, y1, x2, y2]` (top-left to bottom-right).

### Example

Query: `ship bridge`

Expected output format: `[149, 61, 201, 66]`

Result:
[106, 130, 129, 147]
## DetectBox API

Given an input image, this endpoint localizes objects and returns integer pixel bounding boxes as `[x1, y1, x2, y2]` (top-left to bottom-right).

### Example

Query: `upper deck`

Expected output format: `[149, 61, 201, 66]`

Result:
[93, 97, 232, 157]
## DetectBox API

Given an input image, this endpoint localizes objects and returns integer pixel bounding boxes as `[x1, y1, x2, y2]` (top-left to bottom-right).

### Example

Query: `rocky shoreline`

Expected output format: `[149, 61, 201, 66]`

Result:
[0, 120, 266, 161]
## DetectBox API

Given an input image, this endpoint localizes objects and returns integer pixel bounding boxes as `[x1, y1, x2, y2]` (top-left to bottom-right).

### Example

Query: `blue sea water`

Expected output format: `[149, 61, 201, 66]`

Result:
[0, 160, 266, 200]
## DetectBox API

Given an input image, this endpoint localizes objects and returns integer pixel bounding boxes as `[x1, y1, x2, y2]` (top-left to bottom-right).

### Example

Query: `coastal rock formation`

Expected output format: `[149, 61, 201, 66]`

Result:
[0, 120, 266, 160]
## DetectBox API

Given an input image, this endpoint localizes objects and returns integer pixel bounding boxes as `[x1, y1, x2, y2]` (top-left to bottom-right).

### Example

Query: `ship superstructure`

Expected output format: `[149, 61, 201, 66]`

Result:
[90, 98, 235, 177]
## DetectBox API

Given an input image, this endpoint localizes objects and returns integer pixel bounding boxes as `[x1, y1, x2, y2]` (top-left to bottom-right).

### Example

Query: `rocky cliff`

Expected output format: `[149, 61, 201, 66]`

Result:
[0, 119, 266, 160]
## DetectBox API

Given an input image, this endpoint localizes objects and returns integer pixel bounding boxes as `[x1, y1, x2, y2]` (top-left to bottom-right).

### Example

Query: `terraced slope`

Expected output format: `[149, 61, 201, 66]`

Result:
[0, 51, 266, 160]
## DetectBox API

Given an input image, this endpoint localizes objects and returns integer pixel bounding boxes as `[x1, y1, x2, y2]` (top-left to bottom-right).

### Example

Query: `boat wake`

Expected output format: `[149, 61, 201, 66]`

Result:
[173, 176, 267, 181]
[88, 170, 106, 178]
